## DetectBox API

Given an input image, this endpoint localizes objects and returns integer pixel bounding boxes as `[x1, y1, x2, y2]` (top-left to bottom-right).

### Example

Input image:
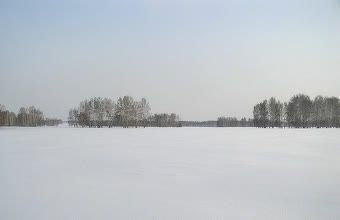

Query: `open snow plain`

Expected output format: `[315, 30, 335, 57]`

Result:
[1, 127, 340, 220]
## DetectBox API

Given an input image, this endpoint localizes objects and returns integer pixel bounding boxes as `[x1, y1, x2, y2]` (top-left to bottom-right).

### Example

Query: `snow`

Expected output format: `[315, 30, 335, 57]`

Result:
[1, 127, 340, 220]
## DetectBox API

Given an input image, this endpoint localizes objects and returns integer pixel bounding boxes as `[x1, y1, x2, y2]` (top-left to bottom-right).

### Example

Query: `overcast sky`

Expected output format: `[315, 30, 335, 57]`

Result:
[1, 0, 339, 120]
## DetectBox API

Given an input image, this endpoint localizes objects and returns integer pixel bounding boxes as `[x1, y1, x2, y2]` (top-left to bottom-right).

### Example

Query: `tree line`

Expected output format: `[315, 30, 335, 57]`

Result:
[68, 96, 180, 128]
[217, 117, 253, 127]
[253, 94, 340, 128]
[3, 94, 338, 129]
[0, 104, 62, 127]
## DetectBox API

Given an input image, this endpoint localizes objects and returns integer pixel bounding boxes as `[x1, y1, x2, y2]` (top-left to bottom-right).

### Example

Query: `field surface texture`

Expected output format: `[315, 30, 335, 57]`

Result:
[1, 127, 340, 220]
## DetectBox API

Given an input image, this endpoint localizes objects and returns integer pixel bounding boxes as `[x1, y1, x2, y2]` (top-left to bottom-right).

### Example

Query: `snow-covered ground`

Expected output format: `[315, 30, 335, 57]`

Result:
[1, 127, 340, 220]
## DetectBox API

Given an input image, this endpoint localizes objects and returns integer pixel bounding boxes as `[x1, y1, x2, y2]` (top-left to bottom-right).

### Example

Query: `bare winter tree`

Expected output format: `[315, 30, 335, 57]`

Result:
[253, 100, 269, 128]
[136, 98, 151, 127]
[268, 97, 283, 127]
[114, 96, 135, 127]
[103, 98, 115, 127]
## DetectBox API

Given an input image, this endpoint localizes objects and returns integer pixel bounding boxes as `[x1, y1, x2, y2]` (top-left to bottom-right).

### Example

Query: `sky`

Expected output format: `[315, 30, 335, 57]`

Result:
[1, 0, 340, 120]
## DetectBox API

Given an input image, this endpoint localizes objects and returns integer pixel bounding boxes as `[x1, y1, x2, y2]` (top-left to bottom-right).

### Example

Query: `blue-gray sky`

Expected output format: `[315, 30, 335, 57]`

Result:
[1, 0, 340, 120]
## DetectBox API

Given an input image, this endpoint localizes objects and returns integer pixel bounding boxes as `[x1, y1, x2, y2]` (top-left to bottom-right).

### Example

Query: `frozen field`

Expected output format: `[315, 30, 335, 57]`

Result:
[1, 127, 340, 220]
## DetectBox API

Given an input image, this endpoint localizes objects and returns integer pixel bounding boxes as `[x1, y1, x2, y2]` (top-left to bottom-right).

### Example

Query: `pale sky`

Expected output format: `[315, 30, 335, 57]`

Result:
[1, 0, 340, 120]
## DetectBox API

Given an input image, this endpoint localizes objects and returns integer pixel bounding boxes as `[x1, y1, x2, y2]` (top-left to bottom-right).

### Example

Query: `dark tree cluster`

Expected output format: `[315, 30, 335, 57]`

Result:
[253, 95, 340, 128]
[68, 97, 116, 127]
[17, 106, 44, 126]
[217, 117, 253, 127]
[0, 104, 62, 127]
[253, 98, 283, 128]
[68, 96, 180, 128]
[149, 113, 181, 127]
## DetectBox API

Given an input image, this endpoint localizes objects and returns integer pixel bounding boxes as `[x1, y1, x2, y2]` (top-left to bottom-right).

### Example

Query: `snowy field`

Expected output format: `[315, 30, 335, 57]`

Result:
[1, 127, 340, 220]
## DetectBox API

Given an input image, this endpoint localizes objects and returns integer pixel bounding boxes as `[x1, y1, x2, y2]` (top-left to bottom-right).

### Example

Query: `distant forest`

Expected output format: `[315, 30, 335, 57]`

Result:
[216, 117, 253, 127]
[253, 94, 340, 128]
[68, 96, 181, 128]
[0, 105, 62, 127]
